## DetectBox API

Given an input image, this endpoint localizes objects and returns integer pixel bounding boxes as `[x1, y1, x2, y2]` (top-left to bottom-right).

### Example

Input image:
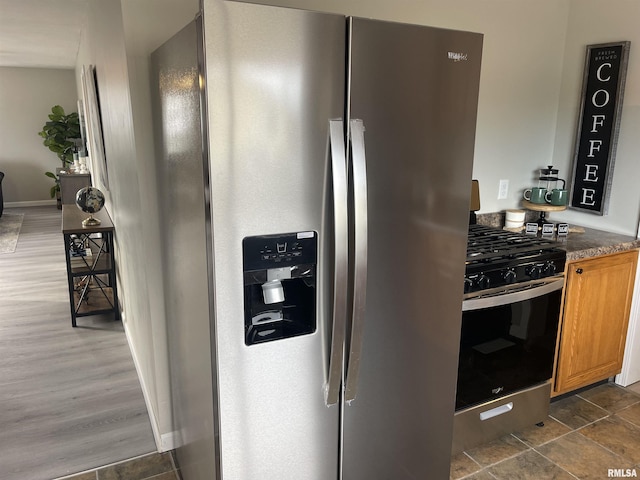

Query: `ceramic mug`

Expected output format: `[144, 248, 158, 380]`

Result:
[523, 187, 547, 204]
[546, 189, 568, 206]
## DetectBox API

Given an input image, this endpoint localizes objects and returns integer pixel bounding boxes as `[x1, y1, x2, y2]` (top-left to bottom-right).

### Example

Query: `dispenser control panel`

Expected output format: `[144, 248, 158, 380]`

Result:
[242, 231, 318, 346]
[242, 231, 317, 272]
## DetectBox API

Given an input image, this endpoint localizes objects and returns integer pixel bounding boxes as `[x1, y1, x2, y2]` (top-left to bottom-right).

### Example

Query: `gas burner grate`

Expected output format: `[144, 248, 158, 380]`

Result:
[464, 223, 566, 293]
[466, 224, 559, 263]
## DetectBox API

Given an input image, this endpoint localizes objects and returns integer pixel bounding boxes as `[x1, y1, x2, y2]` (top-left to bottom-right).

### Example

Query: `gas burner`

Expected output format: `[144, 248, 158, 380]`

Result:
[465, 224, 566, 294]
[466, 225, 558, 259]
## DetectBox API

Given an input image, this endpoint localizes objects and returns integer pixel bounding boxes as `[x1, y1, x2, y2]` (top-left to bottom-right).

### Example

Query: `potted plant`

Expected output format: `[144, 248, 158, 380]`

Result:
[38, 105, 81, 206]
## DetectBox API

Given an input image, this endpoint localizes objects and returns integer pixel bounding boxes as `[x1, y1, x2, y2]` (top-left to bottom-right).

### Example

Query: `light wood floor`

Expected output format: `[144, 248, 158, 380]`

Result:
[0, 206, 156, 480]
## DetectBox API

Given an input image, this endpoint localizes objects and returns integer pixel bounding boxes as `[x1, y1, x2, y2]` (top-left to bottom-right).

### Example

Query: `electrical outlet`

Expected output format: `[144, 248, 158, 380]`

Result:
[498, 179, 509, 200]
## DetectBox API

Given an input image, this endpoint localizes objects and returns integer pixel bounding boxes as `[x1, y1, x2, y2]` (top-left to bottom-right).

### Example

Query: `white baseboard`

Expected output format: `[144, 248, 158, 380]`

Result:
[121, 310, 165, 452]
[160, 430, 182, 451]
[5, 200, 57, 208]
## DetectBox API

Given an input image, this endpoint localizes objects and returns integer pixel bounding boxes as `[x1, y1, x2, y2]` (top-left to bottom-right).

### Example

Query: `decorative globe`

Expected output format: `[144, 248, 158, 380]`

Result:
[76, 186, 105, 214]
[75, 186, 105, 227]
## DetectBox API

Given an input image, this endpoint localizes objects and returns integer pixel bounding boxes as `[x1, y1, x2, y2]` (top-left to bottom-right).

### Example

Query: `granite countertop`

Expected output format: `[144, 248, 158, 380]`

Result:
[555, 226, 640, 262]
[476, 212, 640, 262]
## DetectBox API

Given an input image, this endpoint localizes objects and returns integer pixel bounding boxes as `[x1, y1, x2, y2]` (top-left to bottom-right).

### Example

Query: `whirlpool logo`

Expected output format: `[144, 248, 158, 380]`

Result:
[448, 51, 468, 62]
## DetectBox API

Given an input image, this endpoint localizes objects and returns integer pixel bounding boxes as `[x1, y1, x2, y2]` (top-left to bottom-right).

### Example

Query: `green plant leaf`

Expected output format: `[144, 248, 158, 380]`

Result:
[51, 105, 65, 116]
[39, 104, 81, 171]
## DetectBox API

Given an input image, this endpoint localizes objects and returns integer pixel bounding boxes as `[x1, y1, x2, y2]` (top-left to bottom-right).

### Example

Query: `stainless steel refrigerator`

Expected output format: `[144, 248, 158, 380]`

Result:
[150, 2, 482, 479]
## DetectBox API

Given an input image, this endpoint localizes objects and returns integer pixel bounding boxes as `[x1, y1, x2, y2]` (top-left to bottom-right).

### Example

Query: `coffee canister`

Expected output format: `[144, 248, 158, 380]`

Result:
[505, 209, 525, 228]
[506, 209, 525, 223]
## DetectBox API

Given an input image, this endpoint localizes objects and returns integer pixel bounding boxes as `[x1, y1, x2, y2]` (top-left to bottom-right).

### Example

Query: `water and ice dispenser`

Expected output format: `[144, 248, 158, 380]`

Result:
[242, 232, 317, 345]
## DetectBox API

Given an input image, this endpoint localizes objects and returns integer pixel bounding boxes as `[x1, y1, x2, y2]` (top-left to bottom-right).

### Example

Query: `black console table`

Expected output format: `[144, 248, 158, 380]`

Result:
[62, 206, 119, 327]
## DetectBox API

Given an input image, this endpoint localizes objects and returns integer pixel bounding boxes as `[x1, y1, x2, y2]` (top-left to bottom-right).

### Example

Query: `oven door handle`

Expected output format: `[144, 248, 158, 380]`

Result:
[462, 277, 564, 312]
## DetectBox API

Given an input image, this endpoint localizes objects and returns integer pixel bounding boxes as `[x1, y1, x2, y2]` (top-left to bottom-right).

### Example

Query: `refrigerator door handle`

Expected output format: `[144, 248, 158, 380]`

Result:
[325, 119, 349, 406]
[345, 119, 368, 403]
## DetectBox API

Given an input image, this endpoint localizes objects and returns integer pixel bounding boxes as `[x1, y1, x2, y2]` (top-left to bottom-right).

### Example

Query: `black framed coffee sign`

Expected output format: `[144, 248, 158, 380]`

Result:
[569, 41, 630, 215]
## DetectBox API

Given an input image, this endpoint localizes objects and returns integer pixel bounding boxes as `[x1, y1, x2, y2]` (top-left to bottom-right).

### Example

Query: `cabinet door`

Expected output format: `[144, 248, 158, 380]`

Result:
[555, 250, 638, 394]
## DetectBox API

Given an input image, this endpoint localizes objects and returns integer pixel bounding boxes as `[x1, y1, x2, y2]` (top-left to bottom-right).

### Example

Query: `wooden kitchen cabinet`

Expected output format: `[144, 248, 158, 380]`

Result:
[554, 249, 638, 395]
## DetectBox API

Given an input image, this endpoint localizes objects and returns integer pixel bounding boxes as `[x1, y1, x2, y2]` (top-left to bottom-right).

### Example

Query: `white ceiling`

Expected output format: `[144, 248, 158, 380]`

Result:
[0, 0, 87, 69]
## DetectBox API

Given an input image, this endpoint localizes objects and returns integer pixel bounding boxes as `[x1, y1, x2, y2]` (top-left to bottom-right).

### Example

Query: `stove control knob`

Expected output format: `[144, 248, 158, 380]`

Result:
[526, 264, 542, 280]
[477, 274, 490, 290]
[464, 277, 473, 293]
[502, 269, 517, 284]
[543, 262, 557, 276]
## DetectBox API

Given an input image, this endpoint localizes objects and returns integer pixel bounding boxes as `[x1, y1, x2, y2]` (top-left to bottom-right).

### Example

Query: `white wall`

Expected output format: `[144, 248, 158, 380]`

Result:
[551, 0, 640, 235]
[75, 0, 199, 451]
[75, 0, 170, 449]
[0, 67, 77, 204]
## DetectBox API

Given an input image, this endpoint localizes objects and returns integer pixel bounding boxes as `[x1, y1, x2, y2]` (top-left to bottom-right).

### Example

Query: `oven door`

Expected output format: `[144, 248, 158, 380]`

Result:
[456, 277, 563, 411]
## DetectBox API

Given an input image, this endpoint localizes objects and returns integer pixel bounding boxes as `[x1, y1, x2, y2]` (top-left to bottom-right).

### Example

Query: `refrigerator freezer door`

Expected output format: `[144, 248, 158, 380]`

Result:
[342, 18, 483, 479]
[203, 2, 345, 479]
[150, 17, 217, 479]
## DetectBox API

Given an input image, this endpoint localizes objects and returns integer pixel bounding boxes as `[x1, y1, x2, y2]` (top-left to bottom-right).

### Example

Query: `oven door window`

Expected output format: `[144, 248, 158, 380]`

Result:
[456, 286, 562, 411]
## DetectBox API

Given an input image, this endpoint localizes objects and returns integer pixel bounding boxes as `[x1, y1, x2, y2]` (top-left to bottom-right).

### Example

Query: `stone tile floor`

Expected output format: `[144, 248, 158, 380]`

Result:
[54, 452, 179, 480]
[53, 380, 640, 480]
[451, 381, 640, 480]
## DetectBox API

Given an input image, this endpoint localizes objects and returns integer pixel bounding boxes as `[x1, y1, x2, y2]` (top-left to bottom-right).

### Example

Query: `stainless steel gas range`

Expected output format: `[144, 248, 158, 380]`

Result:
[452, 223, 567, 454]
